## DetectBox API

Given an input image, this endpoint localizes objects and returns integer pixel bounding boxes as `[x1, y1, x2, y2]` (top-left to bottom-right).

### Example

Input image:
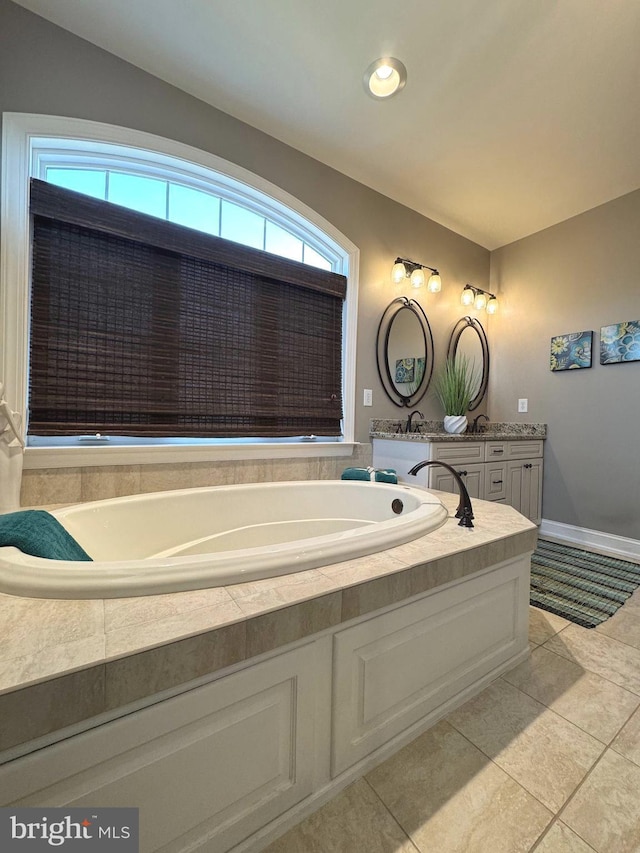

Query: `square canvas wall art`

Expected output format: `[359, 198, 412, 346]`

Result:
[395, 358, 415, 383]
[600, 320, 640, 364]
[550, 331, 593, 371]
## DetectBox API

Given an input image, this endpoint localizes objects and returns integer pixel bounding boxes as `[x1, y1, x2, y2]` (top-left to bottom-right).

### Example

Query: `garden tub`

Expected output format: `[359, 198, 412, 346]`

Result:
[0, 480, 448, 599]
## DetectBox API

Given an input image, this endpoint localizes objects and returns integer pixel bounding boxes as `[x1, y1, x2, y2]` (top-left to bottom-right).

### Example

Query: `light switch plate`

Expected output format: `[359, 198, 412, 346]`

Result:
[363, 389, 373, 406]
[518, 398, 528, 413]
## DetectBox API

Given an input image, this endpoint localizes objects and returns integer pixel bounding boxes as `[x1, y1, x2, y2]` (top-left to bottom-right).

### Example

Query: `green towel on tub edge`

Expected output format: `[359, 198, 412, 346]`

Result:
[0, 510, 92, 561]
[341, 467, 397, 484]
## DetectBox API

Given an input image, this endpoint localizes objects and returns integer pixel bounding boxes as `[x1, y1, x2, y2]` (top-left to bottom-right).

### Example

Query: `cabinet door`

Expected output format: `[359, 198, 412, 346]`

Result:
[522, 459, 543, 524]
[506, 461, 525, 515]
[506, 460, 543, 523]
[429, 463, 484, 500]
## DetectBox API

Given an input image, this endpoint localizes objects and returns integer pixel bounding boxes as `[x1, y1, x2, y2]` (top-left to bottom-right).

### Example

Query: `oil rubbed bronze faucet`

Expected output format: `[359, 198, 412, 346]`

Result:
[469, 413, 490, 434]
[407, 460, 475, 528]
[405, 409, 424, 434]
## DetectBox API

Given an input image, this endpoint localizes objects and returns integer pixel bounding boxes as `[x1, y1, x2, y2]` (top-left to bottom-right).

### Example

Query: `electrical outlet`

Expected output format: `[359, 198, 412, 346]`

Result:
[518, 398, 528, 413]
[363, 389, 373, 406]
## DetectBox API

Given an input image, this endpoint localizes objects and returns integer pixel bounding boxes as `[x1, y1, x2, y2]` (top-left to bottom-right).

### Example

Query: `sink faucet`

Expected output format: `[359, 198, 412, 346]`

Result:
[407, 460, 475, 528]
[470, 413, 490, 434]
[405, 409, 424, 434]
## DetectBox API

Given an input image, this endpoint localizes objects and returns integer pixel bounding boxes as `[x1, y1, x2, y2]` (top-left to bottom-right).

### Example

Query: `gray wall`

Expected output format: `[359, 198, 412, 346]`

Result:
[489, 189, 640, 539]
[0, 0, 490, 445]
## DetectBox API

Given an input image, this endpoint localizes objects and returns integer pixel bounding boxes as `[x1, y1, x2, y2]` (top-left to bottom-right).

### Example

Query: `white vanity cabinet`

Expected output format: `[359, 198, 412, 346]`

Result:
[373, 436, 543, 523]
[492, 440, 544, 524]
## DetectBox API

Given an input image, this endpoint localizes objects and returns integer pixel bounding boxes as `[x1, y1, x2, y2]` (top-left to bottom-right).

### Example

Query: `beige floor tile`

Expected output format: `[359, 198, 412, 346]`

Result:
[446, 678, 603, 811]
[366, 720, 551, 853]
[595, 599, 640, 650]
[611, 705, 640, 767]
[529, 606, 571, 647]
[263, 778, 419, 853]
[533, 821, 597, 852]
[562, 750, 640, 853]
[545, 624, 640, 695]
[503, 646, 640, 743]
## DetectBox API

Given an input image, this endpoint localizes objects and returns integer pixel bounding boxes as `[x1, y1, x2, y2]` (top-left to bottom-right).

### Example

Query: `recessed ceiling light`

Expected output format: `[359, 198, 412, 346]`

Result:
[363, 57, 407, 99]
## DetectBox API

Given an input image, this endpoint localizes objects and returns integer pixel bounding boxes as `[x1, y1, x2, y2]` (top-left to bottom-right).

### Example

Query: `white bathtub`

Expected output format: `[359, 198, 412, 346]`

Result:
[0, 481, 448, 599]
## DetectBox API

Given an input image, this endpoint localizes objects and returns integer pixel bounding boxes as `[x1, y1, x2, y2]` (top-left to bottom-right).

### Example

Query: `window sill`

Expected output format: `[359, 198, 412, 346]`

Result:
[23, 441, 360, 470]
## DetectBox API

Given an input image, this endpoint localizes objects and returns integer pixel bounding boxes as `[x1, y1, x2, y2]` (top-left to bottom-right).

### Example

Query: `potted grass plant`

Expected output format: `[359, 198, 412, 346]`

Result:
[433, 356, 478, 434]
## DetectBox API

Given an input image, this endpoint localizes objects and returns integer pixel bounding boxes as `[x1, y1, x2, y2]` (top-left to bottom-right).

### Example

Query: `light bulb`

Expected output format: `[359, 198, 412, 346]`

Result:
[474, 292, 487, 311]
[375, 65, 394, 80]
[461, 287, 475, 306]
[427, 273, 441, 293]
[364, 58, 407, 99]
[486, 297, 499, 314]
[391, 261, 407, 283]
[410, 267, 425, 288]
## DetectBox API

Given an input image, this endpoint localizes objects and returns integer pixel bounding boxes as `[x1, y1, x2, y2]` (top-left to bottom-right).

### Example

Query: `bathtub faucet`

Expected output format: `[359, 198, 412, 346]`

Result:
[407, 460, 475, 528]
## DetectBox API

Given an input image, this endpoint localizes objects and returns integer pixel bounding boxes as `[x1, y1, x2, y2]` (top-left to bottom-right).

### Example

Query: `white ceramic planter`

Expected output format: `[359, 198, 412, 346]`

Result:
[443, 415, 468, 434]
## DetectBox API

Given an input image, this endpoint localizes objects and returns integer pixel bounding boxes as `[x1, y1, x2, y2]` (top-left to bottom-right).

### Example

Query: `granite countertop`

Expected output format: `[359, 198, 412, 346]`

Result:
[370, 419, 547, 442]
[0, 491, 538, 754]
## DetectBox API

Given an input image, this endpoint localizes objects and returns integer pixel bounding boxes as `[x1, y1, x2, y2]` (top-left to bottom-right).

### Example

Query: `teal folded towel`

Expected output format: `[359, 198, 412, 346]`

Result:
[341, 467, 397, 484]
[0, 510, 92, 561]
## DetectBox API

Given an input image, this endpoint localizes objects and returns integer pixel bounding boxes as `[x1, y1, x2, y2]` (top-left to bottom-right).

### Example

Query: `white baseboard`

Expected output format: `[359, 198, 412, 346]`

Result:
[539, 518, 640, 563]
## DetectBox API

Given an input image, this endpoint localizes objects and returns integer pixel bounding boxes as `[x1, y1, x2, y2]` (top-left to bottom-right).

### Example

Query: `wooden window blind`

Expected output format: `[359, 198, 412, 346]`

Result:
[29, 179, 346, 438]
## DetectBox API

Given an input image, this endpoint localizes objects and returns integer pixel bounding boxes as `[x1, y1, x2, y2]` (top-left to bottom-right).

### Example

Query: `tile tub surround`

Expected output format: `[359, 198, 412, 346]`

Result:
[370, 419, 547, 441]
[19, 445, 374, 507]
[0, 492, 536, 753]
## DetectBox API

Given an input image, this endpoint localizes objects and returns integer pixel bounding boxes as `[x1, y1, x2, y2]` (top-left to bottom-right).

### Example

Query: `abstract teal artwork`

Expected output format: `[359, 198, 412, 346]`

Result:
[600, 320, 640, 364]
[395, 358, 415, 383]
[550, 331, 593, 371]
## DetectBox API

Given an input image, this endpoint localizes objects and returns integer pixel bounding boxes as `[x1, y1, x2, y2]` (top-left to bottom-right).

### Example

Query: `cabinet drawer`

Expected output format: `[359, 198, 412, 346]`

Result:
[485, 441, 507, 461]
[506, 440, 543, 460]
[484, 461, 507, 501]
[431, 441, 484, 465]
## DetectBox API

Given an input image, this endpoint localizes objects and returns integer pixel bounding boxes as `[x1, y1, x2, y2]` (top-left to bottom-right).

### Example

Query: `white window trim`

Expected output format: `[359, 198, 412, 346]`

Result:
[1, 113, 359, 468]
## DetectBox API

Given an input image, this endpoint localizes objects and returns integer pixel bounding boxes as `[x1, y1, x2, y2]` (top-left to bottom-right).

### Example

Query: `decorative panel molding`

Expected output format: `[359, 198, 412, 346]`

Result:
[0, 644, 320, 853]
[331, 557, 529, 775]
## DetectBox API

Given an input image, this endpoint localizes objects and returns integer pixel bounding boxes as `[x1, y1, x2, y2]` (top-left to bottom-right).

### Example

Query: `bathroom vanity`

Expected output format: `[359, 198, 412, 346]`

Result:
[0, 491, 537, 853]
[372, 421, 546, 524]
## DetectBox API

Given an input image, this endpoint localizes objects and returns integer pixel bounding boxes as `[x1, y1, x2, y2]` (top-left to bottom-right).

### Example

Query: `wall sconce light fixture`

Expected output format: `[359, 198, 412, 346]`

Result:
[461, 284, 498, 314]
[392, 257, 442, 292]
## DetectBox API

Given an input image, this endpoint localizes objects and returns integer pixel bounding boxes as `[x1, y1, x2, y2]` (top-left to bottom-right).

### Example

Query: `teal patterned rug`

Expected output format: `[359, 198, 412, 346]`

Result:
[530, 539, 640, 629]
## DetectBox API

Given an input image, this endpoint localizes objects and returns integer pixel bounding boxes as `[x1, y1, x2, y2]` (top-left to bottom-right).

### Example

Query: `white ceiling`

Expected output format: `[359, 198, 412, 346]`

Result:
[11, 0, 640, 249]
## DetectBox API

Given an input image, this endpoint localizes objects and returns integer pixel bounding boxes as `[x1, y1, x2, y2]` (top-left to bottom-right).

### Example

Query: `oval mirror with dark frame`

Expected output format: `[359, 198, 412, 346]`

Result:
[376, 297, 435, 407]
[446, 316, 490, 411]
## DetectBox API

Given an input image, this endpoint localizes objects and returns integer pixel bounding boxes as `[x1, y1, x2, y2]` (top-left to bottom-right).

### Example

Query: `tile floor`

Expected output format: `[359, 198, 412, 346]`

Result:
[264, 588, 640, 853]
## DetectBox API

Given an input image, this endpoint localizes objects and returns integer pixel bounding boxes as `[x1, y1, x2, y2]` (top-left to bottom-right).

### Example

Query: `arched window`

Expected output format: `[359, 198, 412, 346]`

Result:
[38, 152, 337, 272]
[1, 115, 358, 464]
